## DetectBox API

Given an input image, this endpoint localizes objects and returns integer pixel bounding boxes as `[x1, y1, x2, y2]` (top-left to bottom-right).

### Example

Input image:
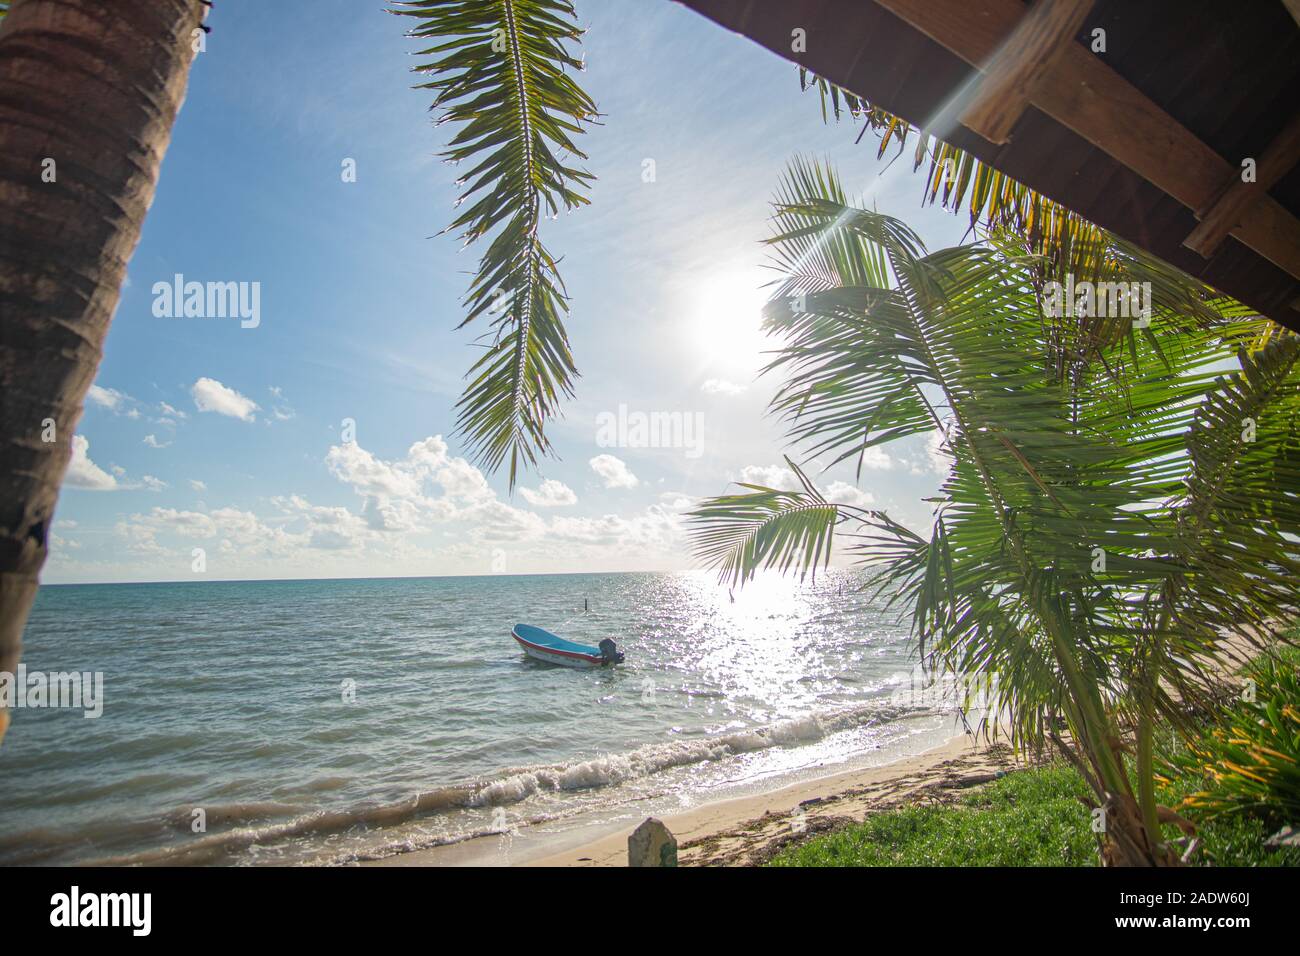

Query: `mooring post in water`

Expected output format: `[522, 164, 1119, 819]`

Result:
[584, 598, 588, 613]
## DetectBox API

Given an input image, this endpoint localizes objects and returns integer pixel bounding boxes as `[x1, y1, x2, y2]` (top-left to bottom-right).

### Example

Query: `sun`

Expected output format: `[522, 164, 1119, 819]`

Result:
[686, 269, 776, 374]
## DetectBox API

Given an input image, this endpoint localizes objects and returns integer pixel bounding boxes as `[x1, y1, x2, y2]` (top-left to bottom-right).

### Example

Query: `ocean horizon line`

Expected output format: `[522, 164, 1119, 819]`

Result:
[39, 566, 865, 589]
[39, 568, 694, 589]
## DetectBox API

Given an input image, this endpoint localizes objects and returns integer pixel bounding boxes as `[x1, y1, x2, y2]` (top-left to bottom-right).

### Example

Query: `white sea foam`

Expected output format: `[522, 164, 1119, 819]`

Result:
[466, 700, 926, 807]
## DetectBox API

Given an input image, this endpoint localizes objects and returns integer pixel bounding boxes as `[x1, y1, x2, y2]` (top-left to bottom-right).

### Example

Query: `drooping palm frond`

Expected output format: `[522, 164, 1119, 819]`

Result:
[763, 155, 891, 296]
[687, 457, 862, 587]
[393, 0, 597, 488]
[798, 67, 891, 130]
[759, 158, 935, 473]
[799, 71, 1106, 281]
[1169, 335, 1300, 626]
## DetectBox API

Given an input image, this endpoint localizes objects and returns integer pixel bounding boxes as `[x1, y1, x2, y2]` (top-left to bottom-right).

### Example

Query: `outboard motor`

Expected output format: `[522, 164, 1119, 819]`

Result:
[598, 638, 624, 665]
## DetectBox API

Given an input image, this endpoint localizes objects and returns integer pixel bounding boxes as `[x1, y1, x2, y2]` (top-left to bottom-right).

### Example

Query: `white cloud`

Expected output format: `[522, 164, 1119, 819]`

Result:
[860, 446, 893, 471]
[701, 378, 747, 396]
[114, 518, 166, 555]
[325, 435, 495, 534]
[824, 481, 875, 509]
[326, 441, 426, 500]
[467, 498, 548, 542]
[267, 386, 295, 422]
[925, 428, 950, 476]
[273, 496, 370, 551]
[64, 436, 117, 491]
[520, 479, 577, 507]
[143, 434, 170, 449]
[51, 533, 82, 551]
[658, 491, 697, 512]
[436, 457, 493, 502]
[117, 508, 214, 552]
[738, 463, 799, 489]
[55, 426, 709, 581]
[590, 454, 638, 489]
[117, 505, 309, 558]
[405, 436, 450, 476]
[551, 511, 675, 547]
[87, 385, 129, 411]
[192, 377, 259, 422]
[155, 401, 188, 427]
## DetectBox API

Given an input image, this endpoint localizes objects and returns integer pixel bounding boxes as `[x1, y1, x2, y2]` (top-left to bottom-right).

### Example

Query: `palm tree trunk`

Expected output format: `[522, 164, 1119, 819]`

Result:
[0, 0, 203, 744]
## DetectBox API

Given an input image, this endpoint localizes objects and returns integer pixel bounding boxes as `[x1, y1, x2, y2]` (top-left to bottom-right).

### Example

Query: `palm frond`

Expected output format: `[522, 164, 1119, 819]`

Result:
[759, 158, 936, 472]
[688, 457, 869, 587]
[1171, 335, 1300, 625]
[394, 0, 597, 488]
[800, 71, 1108, 279]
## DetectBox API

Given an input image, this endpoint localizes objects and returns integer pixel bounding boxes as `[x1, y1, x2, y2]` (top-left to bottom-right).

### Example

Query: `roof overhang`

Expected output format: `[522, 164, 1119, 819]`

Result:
[677, 0, 1300, 332]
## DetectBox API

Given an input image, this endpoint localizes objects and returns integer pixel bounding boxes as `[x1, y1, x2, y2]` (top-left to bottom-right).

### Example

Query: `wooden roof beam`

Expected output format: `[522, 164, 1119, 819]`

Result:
[958, 0, 1095, 146]
[1184, 111, 1300, 258]
[874, 0, 1300, 282]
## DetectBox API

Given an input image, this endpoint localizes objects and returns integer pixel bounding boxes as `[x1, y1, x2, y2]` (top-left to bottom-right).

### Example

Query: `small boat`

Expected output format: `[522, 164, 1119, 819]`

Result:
[512, 623, 624, 669]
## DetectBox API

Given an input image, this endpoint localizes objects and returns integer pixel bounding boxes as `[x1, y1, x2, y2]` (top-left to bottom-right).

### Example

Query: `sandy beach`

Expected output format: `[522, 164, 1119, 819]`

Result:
[372, 731, 1024, 868]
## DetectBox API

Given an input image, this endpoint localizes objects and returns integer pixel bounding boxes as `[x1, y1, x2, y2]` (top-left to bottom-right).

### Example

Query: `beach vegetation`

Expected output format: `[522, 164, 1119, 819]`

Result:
[688, 156, 1300, 866]
[769, 759, 1300, 868]
[1163, 645, 1300, 826]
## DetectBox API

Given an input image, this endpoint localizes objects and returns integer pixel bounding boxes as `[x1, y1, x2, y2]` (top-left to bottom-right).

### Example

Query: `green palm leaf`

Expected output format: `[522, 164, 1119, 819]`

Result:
[394, 0, 597, 487]
[687, 456, 872, 587]
[800, 71, 1111, 281]
[1170, 336, 1300, 626]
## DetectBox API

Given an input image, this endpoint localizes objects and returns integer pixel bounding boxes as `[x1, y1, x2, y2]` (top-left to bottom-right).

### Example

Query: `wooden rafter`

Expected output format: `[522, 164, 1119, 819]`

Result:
[874, 0, 1300, 282]
[1185, 112, 1300, 258]
[958, 0, 1095, 146]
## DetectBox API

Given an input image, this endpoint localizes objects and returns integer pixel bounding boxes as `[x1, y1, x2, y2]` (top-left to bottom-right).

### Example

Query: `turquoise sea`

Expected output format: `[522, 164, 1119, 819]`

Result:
[0, 571, 959, 865]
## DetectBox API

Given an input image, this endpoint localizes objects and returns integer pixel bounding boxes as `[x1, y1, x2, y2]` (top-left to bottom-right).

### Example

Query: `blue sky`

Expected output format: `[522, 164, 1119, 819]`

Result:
[47, 0, 973, 584]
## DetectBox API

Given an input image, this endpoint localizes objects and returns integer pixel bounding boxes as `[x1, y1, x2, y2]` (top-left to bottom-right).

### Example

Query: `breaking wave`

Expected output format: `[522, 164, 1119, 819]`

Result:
[4, 699, 935, 867]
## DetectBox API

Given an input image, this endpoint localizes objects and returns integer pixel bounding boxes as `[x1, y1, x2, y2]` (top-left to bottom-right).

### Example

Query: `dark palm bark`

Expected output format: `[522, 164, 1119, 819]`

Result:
[0, 0, 204, 743]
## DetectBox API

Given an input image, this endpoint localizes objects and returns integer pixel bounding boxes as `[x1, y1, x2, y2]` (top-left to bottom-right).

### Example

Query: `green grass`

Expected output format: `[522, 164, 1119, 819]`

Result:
[769, 766, 1096, 867]
[769, 761, 1300, 867]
